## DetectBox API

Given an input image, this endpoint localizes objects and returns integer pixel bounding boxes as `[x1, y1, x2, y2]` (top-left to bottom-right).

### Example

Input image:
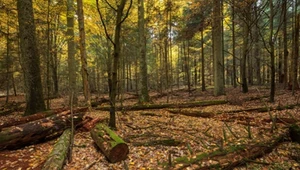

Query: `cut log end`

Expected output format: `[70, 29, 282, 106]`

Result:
[109, 143, 129, 163]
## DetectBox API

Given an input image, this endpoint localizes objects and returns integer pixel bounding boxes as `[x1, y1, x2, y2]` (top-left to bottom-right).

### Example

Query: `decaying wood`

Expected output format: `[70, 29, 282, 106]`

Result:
[132, 139, 181, 147]
[225, 103, 300, 114]
[0, 112, 84, 150]
[42, 128, 71, 170]
[0, 107, 88, 130]
[95, 100, 227, 111]
[169, 133, 286, 170]
[91, 123, 129, 163]
[81, 117, 107, 131]
[167, 109, 215, 118]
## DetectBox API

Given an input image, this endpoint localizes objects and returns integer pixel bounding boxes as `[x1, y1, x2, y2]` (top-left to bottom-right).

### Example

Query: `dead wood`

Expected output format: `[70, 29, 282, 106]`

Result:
[94, 100, 227, 111]
[0, 112, 84, 150]
[91, 123, 129, 163]
[42, 128, 71, 170]
[167, 109, 215, 118]
[132, 139, 181, 147]
[0, 107, 88, 130]
[170, 133, 287, 170]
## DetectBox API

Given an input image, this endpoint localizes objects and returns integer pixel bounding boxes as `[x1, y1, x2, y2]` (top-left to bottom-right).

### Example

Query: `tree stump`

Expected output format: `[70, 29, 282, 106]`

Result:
[42, 128, 71, 170]
[90, 123, 129, 163]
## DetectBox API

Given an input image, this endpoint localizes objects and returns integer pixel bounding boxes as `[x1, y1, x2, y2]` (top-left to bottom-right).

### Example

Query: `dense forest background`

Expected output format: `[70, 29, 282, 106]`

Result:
[1, 0, 299, 110]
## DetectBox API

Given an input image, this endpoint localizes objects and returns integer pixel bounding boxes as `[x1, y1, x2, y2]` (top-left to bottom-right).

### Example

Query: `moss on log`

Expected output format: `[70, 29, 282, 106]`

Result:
[167, 109, 215, 118]
[91, 123, 129, 163]
[95, 100, 227, 111]
[0, 113, 84, 150]
[167, 133, 286, 169]
[42, 128, 71, 170]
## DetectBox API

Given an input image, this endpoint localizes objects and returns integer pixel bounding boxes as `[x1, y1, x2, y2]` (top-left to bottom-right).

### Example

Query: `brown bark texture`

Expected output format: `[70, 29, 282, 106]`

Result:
[0, 112, 84, 150]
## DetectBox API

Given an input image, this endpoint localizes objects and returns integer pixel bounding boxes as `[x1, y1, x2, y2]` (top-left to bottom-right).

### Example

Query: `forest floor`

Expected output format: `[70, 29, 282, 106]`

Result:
[1, 86, 300, 170]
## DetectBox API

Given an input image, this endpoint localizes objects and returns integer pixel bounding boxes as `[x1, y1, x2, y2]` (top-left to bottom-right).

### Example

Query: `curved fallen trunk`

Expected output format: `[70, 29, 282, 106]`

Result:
[91, 123, 129, 163]
[0, 112, 84, 150]
[42, 128, 71, 170]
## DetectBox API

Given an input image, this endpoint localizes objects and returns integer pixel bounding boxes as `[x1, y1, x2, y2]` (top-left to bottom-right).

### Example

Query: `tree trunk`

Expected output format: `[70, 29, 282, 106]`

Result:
[77, 0, 91, 108]
[201, 30, 206, 91]
[231, 0, 237, 88]
[138, 0, 150, 103]
[0, 112, 84, 150]
[213, 0, 225, 96]
[90, 123, 129, 163]
[42, 129, 71, 170]
[269, 0, 275, 102]
[17, 0, 46, 115]
[67, 0, 77, 105]
[283, 0, 289, 88]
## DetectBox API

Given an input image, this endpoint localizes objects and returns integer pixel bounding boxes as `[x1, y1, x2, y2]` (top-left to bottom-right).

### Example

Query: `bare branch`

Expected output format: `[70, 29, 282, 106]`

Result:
[119, 0, 133, 25]
[103, 0, 117, 12]
[96, 0, 115, 46]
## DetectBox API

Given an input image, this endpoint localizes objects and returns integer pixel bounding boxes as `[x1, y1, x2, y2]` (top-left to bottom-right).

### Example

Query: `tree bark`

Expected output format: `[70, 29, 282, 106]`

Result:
[17, 0, 46, 115]
[0, 107, 87, 130]
[138, 0, 150, 103]
[0, 112, 84, 150]
[77, 0, 91, 108]
[42, 128, 71, 170]
[213, 0, 225, 96]
[67, 0, 77, 105]
[90, 123, 129, 163]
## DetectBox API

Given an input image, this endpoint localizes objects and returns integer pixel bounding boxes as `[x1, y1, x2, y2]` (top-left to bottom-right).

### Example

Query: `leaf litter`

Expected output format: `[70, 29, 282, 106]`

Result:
[0, 87, 300, 169]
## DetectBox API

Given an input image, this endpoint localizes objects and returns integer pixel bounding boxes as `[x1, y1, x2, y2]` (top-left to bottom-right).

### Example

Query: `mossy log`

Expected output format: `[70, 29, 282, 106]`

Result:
[95, 100, 227, 111]
[0, 112, 84, 150]
[167, 109, 215, 118]
[42, 128, 71, 170]
[169, 133, 286, 169]
[132, 139, 181, 146]
[91, 123, 129, 163]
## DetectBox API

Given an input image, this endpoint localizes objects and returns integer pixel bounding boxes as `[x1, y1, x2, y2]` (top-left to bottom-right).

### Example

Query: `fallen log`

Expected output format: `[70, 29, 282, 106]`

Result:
[167, 109, 215, 118]
[289, 124, 300, 143]
[91, 123, 129, 163]
[168, 133, 286, 170]
[42, 128, 71, 170]
[132, 139, 181, 147]
[225, 103, 300, 114]
[0, 107, 88, 131]
[95, 100, 227, 111]
[0, 112, 84, 150]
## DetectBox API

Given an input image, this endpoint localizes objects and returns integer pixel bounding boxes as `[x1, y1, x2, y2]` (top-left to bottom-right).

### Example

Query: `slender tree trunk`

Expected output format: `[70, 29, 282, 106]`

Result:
[46, 0, 51, 109]
[213, 0, 225, 96]
[283, 0, 289, 88]
[6, 9, 10, 104]
[77, 0, 91, 108]
[201, 30, 206, 91]
[17, 0, 46, 115]
[138, 0, 150, 103]
[241, 20, 249, 93]
[269, 0, 275, 102]
[67, 0, 77, 106]
[232, 0, 237, 88]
